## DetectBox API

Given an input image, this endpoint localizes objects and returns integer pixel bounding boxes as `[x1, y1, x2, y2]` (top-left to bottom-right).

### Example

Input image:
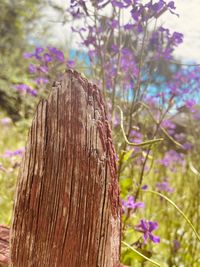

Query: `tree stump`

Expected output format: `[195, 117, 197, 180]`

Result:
[10, 70, 121, 266]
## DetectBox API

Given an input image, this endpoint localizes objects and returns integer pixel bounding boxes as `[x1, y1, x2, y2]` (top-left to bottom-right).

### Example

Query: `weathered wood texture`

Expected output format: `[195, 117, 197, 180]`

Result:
[10, 70, 121, 267]
[0, 225, 9, 266]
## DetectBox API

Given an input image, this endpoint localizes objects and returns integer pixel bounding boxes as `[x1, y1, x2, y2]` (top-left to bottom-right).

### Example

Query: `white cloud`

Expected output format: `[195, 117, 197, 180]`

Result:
[161, 0, 200, 62]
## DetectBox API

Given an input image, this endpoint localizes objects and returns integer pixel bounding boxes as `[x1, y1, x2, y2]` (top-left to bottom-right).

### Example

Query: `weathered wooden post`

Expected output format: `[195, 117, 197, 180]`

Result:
[0, 225, 9, 266]
[10, 70, 121, 266]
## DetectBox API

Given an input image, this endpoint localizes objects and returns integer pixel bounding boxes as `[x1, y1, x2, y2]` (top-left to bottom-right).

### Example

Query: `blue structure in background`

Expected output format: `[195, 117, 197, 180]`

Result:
[69, 49, 91, 66]
[68, 48, 200, 104]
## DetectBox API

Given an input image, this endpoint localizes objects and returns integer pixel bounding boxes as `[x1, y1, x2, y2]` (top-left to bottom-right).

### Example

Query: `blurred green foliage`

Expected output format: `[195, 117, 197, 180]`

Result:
[0, 0, 43, 120]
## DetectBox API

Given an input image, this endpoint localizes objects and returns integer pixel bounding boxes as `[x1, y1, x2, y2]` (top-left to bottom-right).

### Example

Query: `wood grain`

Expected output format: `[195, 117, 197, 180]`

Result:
[10, 70, 121, 267]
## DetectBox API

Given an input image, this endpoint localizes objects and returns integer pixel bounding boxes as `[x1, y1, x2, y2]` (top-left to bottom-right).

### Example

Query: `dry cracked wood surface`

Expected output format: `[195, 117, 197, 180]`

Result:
[9, 70, 121, 267]
[0, 225, 9, 266]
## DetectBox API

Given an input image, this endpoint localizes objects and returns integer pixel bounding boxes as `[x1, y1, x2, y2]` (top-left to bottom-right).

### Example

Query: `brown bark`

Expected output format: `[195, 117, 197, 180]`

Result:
[10, 70, 121, 267]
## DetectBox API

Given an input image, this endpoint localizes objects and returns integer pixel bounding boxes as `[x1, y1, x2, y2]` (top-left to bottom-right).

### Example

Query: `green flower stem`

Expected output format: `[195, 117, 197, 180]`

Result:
[121, 241, 162, 267]
[116, 106, 163, 147]
[145, 190, 200, 242]
[189, 161, 200, 176]
[138, 102, 183, 148]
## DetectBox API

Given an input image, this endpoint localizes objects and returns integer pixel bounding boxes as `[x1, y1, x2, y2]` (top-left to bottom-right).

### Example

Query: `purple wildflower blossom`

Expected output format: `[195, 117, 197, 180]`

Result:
[171, 32, 184, 45]
[145, 0, 165, 14]
[122, 196, 144, 211]
[2, 148, 25, 158]
[182, 142, 193, 150]
[15, 84, 37, 97]
[111, 0, 126, 8]
[25, 47, 44, 60]
[43, 53, 52, 63]
[23, 52, 34, 59]
[35, 47, 44, 54]
[168, 1, 176, 9]
[109, 19, 119, 29]
[159, 150, 184, 169]
[48, 47, 65, 62]
[173, 239, 180, 253]
[156, 180, 174, 193]
[26, 87, 37, 96]
[115, 154, 119, 161]
[29, 64, 37, 74]
[124, 23, 134, 31]
[185, 99, 196, 112]
[162, 119, 176, 130]
[34, 48, 43, 59]
[35, 77, 49, 85]
[135, 219, 160, 244]
[142, 185, 148, 190]
[39, 66, 48, 74]
[15, 84, 27, 92]
[67, 60, 76, 68]
[0, 117, 12, 125]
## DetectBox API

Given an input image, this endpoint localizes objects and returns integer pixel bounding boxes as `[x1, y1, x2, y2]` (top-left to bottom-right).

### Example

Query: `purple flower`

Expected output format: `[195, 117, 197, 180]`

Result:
[67, 60, 75, 68]
[168, 1, 179, 16]
[168, 1, 176, 9]
[35, 77, 49, 85]
[39, 66, 48, 73]
[109, 19, 119, 29]
[113, 113, 120, 126]
[34, 47, 44, 59]
[174, 133, 185, 142]
[185, 99, 196, 112]
[23, 47, 44, 60]
[15, 84, 37, 96]
[29, 64, 37, 74]
[171, 32, 184, 45]
[135, 219, 160, 244]
[15, 84, 28, 92]
[111, 0, 126, 8]
[111, 44, 119, 53]
[183, 142, 193, 150]
[2, 148, 25, 158]
[142, 185, 148, 190]
[124, 23, 134, 31]
[115, 153, 119, 161]
[162, 120, 176, 130]
[26, 87, 37, 96]
[130, 129, 143, 143]
[0, 117, 11, 125]
[122, 196, 144, 211]
[185, 99, 196, 108]
[173, 239, 180, 253]
[35, 47, 44, 54]
[23, 52, 34, 59]
[43, 53, 52, 63]
[159, 150, 185, 169]
[131, 7, 140, 21]
[156, 180, 174, 193]
[48, 47, 65, 62]
[146, 0, 165, 13]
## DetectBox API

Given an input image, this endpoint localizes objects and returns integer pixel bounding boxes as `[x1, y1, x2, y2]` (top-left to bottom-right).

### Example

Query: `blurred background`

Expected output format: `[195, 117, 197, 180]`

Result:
[0, 1, 200, 266]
